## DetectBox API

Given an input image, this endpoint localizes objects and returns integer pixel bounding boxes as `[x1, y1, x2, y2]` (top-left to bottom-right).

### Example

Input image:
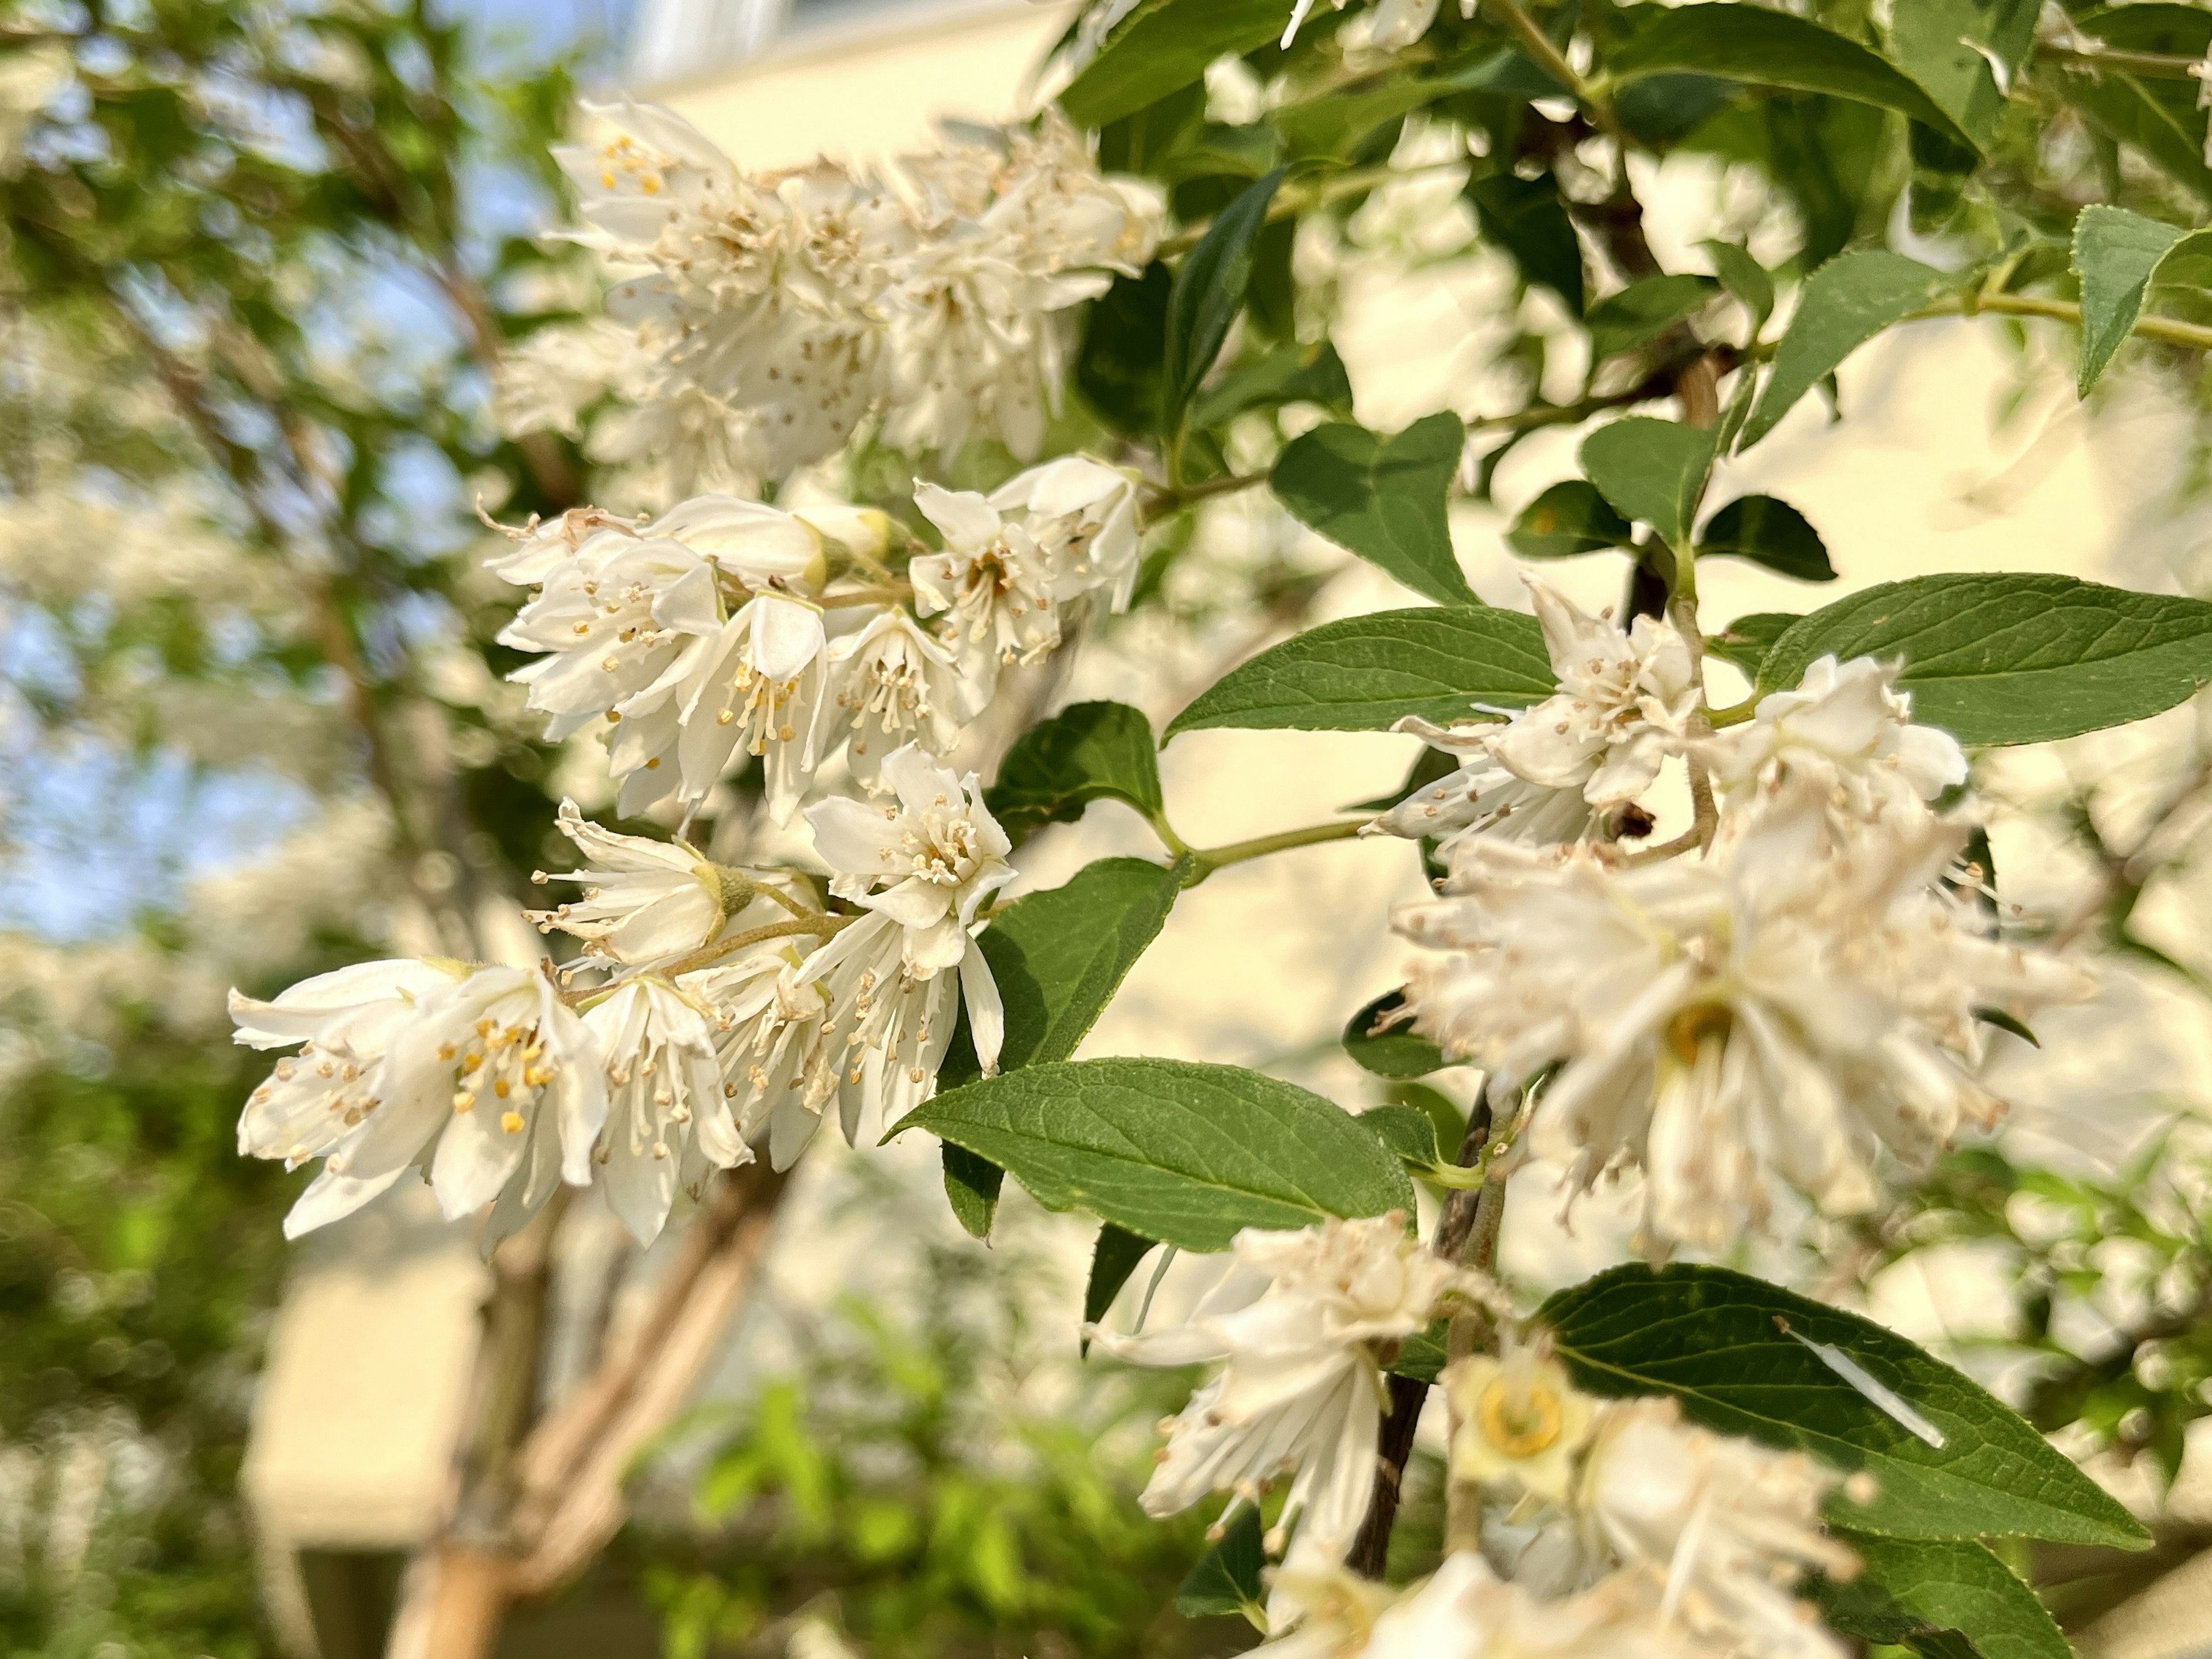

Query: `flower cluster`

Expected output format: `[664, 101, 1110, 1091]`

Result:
[486, 456, 1137, 820]
[539, 100, 1161, 488]
[1380, 579, 2085, 1255]
[233, 746, 1013, 1245]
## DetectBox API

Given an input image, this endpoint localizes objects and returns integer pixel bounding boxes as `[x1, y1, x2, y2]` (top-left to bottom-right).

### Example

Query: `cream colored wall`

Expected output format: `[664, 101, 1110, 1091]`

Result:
[657, 0, 1068, 172]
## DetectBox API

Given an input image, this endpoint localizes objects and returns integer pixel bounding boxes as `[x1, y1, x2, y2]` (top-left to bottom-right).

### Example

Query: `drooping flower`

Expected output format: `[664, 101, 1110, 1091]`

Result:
[1256, 1550, 1691, 1659]
[1393, 778, 2092, 1253]
[1551, 1399, 1856, 1659]
[910, 482, 1065, 678]
[718, 744, 1014, 1166]
[825, 607, 970, 789]
[990, 454, 1145, 612]
[582, 976, 751, 1243]
[1084, 1215, 1463, 1594]
[1699, 653, 1968, 830]
[233, 961, 605, 1240]
[1364, 577, 1698, 853]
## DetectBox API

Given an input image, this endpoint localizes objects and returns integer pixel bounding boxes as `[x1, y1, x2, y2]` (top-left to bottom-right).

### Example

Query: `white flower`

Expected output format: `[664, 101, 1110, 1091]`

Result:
[583, 976, 752, 1243]
[233, 961, 605, 1240]
[1084, 1215, 1460, 1595]
[1365, 578, 1696, 853]
[826, 607, 970, 788]
[493, 319, 631, 441]
[1563, 1399, 1855, 1659]
[1446, 1347, 1595, 1506]
[1700, 653, 1968, 827]
[909, 482, 1065, 678]
[1491, 576, 1699, 806]
[1257, 1550, 1690, 1659]
[613, 588, 833, 821]
[990, 455, 1145, 612]
[711, 745, 1014, 1166]
[1393, 779, 2092, 1253]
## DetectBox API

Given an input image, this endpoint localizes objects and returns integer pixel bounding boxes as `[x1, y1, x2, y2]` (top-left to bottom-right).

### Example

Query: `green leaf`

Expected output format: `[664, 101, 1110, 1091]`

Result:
[1166, 608, 1553, 736]
[1888, 0, 2040, 150]
[1344, 990, 1448, 1080]
[1705, 611, 1802, 677]
[1976, 1006, 2039, 1048]
[1758, 574, 2212, 745]
[1740, 252, 1954, 449]
[942, 1145, 1005, 1241]
[1818, 1533, 2071, 1659]
[1277, 78, 1440, 163]
[986, 701, 1164, 843]
[1189, 339, 1354, 428]
[1466, 171, 1585, 315]
[893, 1059, 1416, 1252]
[940, 855, 1190, 1090]
[2070, 205, 2212, 395]
[1584, 273, 1717, 361]
[1059, 0, 1290, 131]
[1579, 418, 1717, 552]
[1390, 1320, 1450, 1385]
[1699, 239, 1775, 336]
[1270, 414, 1476, 605]
[1358, 1104, 1442, 1166]
[1696, 495, 1836, 582]
[1084, 1221, 1156, 1334]
[1175, 1503, 1267, 1622]
[1077, 263, 1171, 437]
[1541, 1263, 2152, 1548]
[1608, 5, 1979, 150]
[1508, 480, 1635, 561]
[2047, 6, 2212, 206]
[1163, 169, 1286, 437]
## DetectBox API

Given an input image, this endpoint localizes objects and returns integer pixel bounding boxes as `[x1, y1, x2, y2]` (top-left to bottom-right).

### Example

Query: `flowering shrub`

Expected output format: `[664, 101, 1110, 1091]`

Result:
[14, 0, 2212, 1654]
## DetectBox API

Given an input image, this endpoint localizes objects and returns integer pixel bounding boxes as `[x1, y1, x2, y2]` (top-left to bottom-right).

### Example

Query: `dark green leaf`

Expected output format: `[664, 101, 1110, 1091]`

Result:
[1541, 1263, 2152, 1548]
[1579, 417, 1717, 551]
[1609, 5, 1979, 150]
[1270, 413, 1476, 605]
[1344, 990, 1448, 1080]
[1190, 339, 1354, 428]
[939, 855, 1191, 1093]
[1466, 171, 1585, 315]
[1696, 495, 1835, 582]
[1084, 1222, 1156, 1333]
[986, 702, 1165, 843]
[1278, 78, 1441, 162]
[1762, 94, 1891, 271]
[1163, 169, 1286, 437]
[1175, 1503, 1267, 1620]
[1759, 574, 2212, 745]
[1700, 240, 1775, 336]
[1096, 79, 1206, 176]
[1976, 1007, 2039, 1048]
[1706, 611, 1802, 677]
[1059, 0, 1290, 131]
[1888, 0, 2040, 150]
[1358, 1104, 1442, 1166]
[942, 1144, 1005, 1240]
[1615, 74, 1737, 145]
[1585, 273, 1717, 361]
[2070, 205, 2212, 394]
[1166, 608, 1553, 736]
[1907, 120, 1979, 236]
[1741, 252, 1954, 449]
[1077, 263, 1171, 437]
[1818, 1532, 2071, 1659]
[1508, 480, 1636, 560]
[893, 1059, 1417, 1251]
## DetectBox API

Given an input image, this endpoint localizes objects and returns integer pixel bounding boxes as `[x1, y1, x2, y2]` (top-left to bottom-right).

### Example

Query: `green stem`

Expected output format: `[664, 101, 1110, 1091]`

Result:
[2036, 41, 2211, 80]
[1928, 291, 2212, 353]
[1185, 818, 1364, 882]
[1147, 810, 1193, 859]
